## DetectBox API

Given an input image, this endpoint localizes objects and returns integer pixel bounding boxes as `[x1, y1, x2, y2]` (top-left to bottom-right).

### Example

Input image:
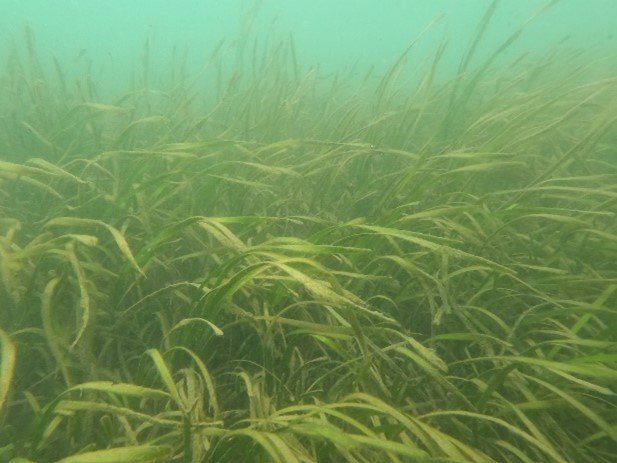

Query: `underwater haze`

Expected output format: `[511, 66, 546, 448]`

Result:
[1, 0, 616, 90]
[0, 1, 616, 462]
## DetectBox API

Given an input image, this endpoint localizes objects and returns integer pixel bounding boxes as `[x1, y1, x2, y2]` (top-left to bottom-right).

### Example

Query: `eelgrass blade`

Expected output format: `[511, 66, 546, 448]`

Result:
[55, 444, 172, 463]
[0, 326, 16, 420]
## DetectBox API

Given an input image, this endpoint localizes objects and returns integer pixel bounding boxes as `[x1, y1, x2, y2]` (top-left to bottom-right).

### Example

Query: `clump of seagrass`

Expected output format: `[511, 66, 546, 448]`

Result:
[0, 2, 616, 462]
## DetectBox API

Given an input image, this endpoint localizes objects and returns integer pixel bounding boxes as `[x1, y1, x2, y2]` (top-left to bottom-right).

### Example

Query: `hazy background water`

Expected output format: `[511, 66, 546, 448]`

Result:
[1, 0, 616, 96]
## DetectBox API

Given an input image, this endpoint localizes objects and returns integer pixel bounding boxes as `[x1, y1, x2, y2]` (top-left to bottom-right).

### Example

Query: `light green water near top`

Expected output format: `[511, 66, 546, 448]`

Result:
[1, 0, 615, 94]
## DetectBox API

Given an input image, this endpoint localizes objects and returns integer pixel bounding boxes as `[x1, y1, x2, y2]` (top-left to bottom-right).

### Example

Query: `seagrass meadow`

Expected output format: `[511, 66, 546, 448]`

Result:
[0, 2, 616, 462]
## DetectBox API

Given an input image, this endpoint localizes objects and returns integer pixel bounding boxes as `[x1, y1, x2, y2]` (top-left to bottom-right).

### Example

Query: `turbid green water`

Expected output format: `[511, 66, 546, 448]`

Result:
[0, 1, 616, 462]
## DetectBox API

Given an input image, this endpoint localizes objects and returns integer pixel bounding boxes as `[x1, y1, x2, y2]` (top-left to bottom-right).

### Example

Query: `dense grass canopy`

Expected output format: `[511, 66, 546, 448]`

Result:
[0, 5, 616, 463]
